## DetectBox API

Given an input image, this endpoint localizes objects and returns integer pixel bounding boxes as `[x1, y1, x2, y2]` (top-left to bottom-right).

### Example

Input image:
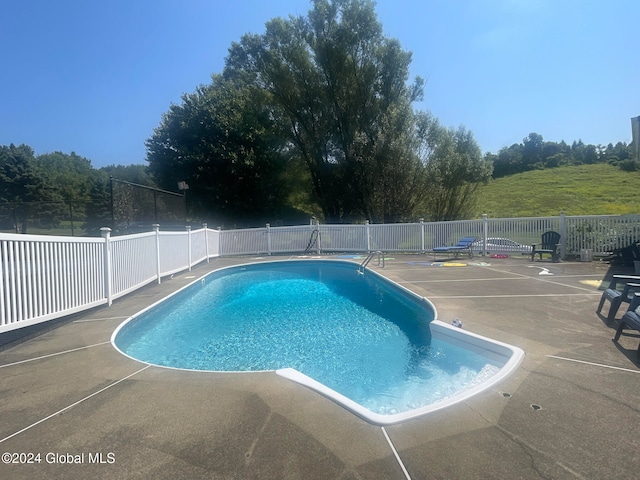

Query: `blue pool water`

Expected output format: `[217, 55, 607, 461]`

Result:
[113, 260, 504, 418]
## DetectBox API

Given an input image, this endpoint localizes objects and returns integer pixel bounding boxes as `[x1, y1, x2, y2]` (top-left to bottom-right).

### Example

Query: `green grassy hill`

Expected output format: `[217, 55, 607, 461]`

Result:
[473, 163, 640, 218]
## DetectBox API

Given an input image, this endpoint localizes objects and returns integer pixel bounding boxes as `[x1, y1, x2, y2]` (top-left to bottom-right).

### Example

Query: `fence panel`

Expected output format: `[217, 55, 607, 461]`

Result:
[110, 232, 157, 300]
[318, 225, 368, 252]
[207, 228, 220, 258]
[0, 234, 106, 333]
[190, 228, 208, 266]
[369, 223, 423, 252]
[219, 228, 269, 255]
[158, 231, 190, 276]
[269, 225, 318, 254]
[564, 214, 640, 254]
[422, 219, 484, 251]
[479, 216, 560, 255]
[486, 217, 559, 246]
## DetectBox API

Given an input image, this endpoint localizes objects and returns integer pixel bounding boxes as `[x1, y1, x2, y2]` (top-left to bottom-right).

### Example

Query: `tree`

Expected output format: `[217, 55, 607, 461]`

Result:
[0, 144, 53, 232]
[415, 114, 492, 221]
[522, 132, 544, 169]
[224, 0, 424, 222]
[491, 143, 523, 178]
[34, 151, 95, 231]
[35, 151, 93, 201]
[100, 164, 155, 185]
[83, 170, 112, 235]
[146, 75, 291, 227]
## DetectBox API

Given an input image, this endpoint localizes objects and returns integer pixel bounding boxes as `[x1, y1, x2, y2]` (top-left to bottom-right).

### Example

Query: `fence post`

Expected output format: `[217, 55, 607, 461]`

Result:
[100, 227, 112, 306]
[482, 214, 489, 256]
[203, 223, 209, 263]
[153, 224, 161, 284]
[365, 220, 371, 252]
[419, 218, 425, 253]
[266, 223, 271, 255]
[559, 211, 566, 259]
[186, 225, 192, 271]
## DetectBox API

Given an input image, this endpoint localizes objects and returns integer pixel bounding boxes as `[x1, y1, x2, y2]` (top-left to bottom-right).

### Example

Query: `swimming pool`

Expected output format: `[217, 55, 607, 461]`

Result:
[112, 260, 524, 425]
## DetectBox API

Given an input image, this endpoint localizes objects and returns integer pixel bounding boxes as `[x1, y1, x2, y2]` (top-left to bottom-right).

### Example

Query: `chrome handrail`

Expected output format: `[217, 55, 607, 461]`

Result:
[358, 250, 384, 274]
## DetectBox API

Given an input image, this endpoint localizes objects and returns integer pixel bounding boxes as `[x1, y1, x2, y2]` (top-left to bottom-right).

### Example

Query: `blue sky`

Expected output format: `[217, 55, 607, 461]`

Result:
[1, 0, 638, 168]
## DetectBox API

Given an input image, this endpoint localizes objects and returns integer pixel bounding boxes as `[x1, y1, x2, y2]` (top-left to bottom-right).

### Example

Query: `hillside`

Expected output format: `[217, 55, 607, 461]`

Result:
[473, 163, 640, 218]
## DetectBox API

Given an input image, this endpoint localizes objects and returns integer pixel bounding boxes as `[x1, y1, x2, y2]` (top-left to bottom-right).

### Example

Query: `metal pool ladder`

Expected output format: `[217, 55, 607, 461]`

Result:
[358, 251, 384, 274]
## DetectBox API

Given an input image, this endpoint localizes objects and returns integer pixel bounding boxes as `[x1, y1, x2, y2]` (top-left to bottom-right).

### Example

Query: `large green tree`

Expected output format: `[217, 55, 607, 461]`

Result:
[415, 113, 492, 221]
[224, 0, 424, 222]
[146, 75, 291, 226]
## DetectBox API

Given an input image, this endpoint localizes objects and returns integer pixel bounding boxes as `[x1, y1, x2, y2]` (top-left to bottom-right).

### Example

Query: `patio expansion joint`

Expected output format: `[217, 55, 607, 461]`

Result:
[72, 315, 131, 323]
[425, 293, 600, 299]
[546, 354, 640, 375]
[0, 341, 111, 368]
[523, 360, 640, 416]
[481, 265, 604, 294]
[380, 426, 412, 480]
[0, 365, 150, 444]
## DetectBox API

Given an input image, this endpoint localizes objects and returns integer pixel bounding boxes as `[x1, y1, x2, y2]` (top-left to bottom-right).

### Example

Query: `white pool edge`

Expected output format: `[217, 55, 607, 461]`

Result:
[276, 319, 525, 426]
[111, 258, 525, 425]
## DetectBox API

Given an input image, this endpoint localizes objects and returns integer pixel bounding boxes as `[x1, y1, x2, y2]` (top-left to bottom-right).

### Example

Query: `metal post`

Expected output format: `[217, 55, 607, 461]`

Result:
[419, 218, 425, 253]
[153, 190, 158, 225]
[69, 200, 75, 236]
[109, 176, 115, 231]
[365, 220, 371, 253]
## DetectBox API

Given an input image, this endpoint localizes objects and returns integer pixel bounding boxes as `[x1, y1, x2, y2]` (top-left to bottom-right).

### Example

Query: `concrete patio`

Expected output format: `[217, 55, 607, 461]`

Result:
[1, 254, 639, 479]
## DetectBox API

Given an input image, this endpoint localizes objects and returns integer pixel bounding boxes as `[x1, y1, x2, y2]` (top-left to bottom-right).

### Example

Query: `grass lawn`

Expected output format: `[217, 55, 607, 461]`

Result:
[474, 163, 640, 217]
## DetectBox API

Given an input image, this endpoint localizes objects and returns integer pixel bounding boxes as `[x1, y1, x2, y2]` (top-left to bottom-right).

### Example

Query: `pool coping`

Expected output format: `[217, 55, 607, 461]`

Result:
[110, 258, 526, 426]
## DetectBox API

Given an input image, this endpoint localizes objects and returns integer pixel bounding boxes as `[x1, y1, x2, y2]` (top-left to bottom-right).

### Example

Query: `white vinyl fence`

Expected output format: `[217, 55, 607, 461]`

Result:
[1, 213, 639, 334]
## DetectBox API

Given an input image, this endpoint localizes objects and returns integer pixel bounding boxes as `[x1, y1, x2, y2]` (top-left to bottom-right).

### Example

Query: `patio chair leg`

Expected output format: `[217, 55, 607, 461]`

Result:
[607, 299, 623, 322]
[596, 295, 606, 314]
[613, 322, 626, 342]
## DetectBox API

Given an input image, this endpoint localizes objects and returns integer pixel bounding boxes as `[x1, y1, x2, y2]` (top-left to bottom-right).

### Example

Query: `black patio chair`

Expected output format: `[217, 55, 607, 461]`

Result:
[596, 274, 640, 322]
[613, 292, 640, 360]
[531, 231, 561, 262]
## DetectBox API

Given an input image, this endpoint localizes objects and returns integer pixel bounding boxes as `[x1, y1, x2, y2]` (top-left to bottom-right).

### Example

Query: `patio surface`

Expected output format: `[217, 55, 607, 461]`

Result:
[1, 254, 639, 479]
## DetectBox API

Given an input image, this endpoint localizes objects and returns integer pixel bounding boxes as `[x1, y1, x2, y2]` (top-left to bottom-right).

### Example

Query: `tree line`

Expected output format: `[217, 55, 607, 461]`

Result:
[0, 144, 153, 234]
[2, 0, 634, 234]
[487, 132, 634, 178]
